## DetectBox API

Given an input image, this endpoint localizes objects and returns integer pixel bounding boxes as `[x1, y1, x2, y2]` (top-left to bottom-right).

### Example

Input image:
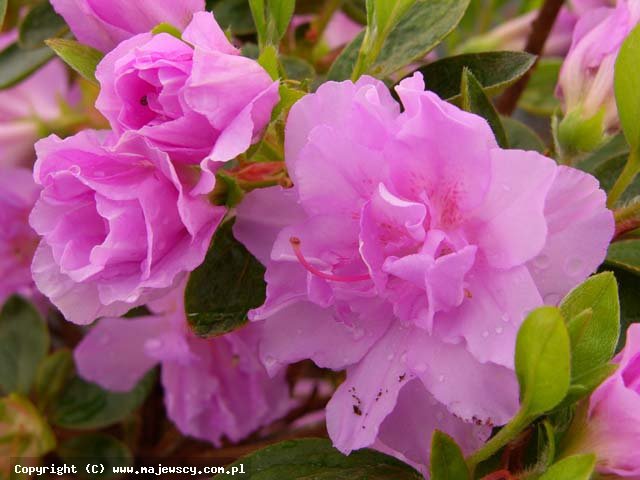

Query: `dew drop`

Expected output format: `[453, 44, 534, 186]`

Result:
[482, 330, 489, 338]
[400, 352, 407, 363]
[98, 334, 110, 345]
[69, 165, 81, 175]
[501, 184, 512, 192]
[565, 257, 583, 277]
[438, 375, 445, 383]
[352, 327, 365, 340]
[495, 326, 503, 335]
[263, 355, 276, 367]
[414, 363, 427, 373]
[145, 338, 162, 350]
[501, 313, 510, 323]
[387, 354, 395, 361]
[544, 293, 561, 305]
[532, 254, 550, 269]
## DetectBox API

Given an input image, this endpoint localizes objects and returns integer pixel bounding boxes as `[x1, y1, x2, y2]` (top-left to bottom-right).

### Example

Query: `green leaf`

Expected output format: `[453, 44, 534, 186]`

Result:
[0, 394, 56, 460]
[210, 0, 256, 35]
[429, 431, 469, 480]
[607, 240, 640, 276]
[329, 0, 470, 80]
[0, 296, 49, 395]
[281, 56, 315, 82]
[578, 132, 630, 174]
[214, 438, 422, 479]
[502, 117, 546, 153]
[0, 41, 54, 89]
[185, 220, 266, 337]
[611, 266, 640, 350]
[34, 349, 75, 412]
[45, 38, 104, 85]
[515, 306, 571, 416]
[249, 0, 267, 46]
[1, 0, 8, 29]
[461, 68, 507, 148]
[258, 44, 279, 79]
[58, 434, 133, 479]
[614, 23, 640, 151]
[519, 58, 562, 116]
[267, 0, 295, 42]
[19, 1, 67, 49]
[539, 454, 595, 480]
[411, 51, 536, 102]
[151, 22, 183, 39]
[50, 370, 155, 430]
[560, 273, 620, 384]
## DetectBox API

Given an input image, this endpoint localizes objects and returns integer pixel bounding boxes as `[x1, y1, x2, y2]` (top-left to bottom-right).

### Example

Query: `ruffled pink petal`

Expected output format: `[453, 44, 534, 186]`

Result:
[526, 166, 613, 304]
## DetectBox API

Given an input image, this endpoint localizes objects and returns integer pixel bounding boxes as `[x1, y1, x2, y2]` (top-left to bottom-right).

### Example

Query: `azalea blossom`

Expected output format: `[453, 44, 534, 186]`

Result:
[95, 11, 279, 183]
[29, 130, 224, 324]
[50, 0, 205, 52]
[74, 286, 295, 445]
[0, 168, 40, 305]
[234, 73, 613, 469]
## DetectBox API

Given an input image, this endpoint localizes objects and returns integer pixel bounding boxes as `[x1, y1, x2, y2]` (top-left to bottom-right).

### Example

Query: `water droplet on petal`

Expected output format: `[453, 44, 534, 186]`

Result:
[387, 354, 395, 361]
[400, 352, 407, 363]
[69, 165, 81, 175]
[438, 375, 445, 382]
[565, 257, 584, 277]
[501, 313, 510, 323]
[352, 327, 364, 340]
[414, 363, 427, 373]
[482, 330, 489, 338]
[495, 326, 503, 335]
[145, 339, 162, 350]
[532, 254, 550, 269]
[544, 293, 561, 305]
[98, 334, 110, 345]
[263, 355, 276, 367]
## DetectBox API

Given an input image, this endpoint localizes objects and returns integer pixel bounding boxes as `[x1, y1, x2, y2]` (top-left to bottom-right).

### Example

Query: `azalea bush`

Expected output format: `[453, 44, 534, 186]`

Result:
[2, 0, 640, 478]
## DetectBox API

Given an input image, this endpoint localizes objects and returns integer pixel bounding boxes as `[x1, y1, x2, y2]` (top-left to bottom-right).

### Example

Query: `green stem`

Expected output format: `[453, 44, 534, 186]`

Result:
[608, 149, 640, 208]
[466, 409, 532, 474]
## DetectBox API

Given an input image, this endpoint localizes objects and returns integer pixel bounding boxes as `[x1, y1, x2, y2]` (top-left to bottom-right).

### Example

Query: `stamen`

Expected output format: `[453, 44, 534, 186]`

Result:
[289, 237, 370, 283]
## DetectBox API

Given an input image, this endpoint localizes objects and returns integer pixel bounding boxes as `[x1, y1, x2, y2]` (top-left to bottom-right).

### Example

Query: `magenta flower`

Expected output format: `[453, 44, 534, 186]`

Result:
[563, 324, 640, 477]
[50, 0, 204, 52]
[234, 74, 613, 468]
[0, 168, 40, 305]
[0, 31, 74, 168]
[95, 12, 279, 188]
[29, 130, 224, 324]
[557, 0, 640, 132]
[74, 286, 294, 445]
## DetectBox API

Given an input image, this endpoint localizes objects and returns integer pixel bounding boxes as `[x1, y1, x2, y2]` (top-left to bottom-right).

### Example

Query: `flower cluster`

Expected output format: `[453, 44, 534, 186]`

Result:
[2, 0, 640, 478]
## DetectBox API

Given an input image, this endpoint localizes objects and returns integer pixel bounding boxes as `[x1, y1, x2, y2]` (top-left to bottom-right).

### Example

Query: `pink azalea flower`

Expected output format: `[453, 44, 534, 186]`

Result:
[74, 286, 294, 445]
[234, 74, 613, 470]
[0, 168, 40, 305]
[29, 130, 225, 324]
[0, 31, 73, 168]
[50, 0, 205, 52]
[564, 324, 640, 477]
[557, 0, 640, 131]
[95, 11, 279, 189]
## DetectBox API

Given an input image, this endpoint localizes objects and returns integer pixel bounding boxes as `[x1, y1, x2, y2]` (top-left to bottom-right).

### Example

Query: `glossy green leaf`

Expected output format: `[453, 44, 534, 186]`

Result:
[411, 51, 536, 101]
[34, 349, 75, 412]
[502, 117, 546, 153]
[560, 273, 620, 383]
[519, 58, 561, 116]
[46, 38, 103, 85]
[607, 240, 640, 276]
[58, 434, 133, 479]
[539, 454, 595, 480]
[461, 68, 507, 147]
[214, 438, 422, 479]
[0, 41, 54, 89]
[249, 0, 267, 46]
[0, 296, 49, 395]
[614, 23, 640, 151]
[50, 370, 155, 430]
[515, 306, 571, 416]
[258, 44, 279, 79]
[281, 56, 315, 81]
[329, 0, 470, 80]
[430, 431, 469, 480]
[19, 1, 67, 49]
[185, 220, 266, 337]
